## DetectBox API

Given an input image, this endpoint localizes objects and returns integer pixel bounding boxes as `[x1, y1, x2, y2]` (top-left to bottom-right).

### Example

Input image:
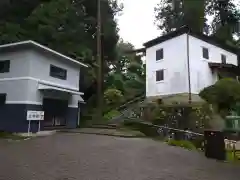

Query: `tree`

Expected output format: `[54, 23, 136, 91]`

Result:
[154, 0, 240, 39]
[104, 88, 123, 107]
[207, 0, 240, 42]
[0, 0, 125, 119]
[106, 40, 146, 102]
[199, 78, 240, 115]
[154, 0, 207, 34]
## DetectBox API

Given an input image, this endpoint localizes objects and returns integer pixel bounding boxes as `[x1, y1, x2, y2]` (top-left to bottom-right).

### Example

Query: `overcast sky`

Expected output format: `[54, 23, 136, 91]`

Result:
[117, 0, 240, 49]
[117, 0, 160, 48]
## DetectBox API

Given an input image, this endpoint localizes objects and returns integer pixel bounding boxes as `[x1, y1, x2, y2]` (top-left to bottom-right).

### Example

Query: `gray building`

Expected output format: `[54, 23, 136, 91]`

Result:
[0, 40, 87, 132]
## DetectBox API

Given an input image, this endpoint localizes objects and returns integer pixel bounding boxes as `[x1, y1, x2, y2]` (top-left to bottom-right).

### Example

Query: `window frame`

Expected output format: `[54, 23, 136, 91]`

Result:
[49, 65, 67, 80]
[221, 54, 226, 64]
[156, 69, 164, 82]
[0, 60, 10, 73]
[202, 47, 209, 59]
[156, 48, 164, 61]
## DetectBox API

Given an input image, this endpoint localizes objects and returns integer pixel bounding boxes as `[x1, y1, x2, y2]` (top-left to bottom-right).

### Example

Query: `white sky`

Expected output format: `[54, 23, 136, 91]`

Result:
[117, 0, 240, 49]
[117, 0, 160, 48]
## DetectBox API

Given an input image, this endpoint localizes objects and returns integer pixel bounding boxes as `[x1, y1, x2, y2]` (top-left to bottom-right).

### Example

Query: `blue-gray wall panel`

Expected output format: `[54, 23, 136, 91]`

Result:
[0, 104, 79, 132]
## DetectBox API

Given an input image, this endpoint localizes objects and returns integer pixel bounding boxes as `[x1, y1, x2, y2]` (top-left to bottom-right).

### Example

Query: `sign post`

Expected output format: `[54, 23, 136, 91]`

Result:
[28, 120, 31, 137]
[27, 111, 44, 136]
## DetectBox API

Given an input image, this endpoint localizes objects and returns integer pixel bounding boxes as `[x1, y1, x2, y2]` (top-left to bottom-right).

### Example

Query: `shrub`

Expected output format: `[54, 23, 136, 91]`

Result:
[124, 121, 159, 137]
[104, 88, 124, 106]
[166, 139, 196, 150]
[104, 110, 121, 121]
[199, 78, 240, 113]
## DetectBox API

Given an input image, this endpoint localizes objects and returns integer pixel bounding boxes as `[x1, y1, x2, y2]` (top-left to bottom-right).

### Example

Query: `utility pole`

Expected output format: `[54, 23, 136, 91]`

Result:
[97, 0, 103, 121]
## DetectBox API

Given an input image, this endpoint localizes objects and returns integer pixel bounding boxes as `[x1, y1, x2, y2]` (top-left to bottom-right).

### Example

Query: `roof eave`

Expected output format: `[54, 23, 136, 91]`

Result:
[0, 40, 88, 68]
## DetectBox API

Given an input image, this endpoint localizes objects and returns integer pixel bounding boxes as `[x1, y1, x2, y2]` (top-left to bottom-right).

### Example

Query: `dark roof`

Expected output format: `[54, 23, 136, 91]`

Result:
[143, 26, 239, 54]
[208, 62, 240, 75]
[125, 48, 146, 54]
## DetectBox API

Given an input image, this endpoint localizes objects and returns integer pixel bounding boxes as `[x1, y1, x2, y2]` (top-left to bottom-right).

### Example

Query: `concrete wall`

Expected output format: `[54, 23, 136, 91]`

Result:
[146, 34, 188, 98]
[0, 48, 81, 132]
[28, 50, 80, 90]
[0, 79, 38, 104]
[0, 50, 31, 78]
[0, 103, 78, 133]
[189, 35, 238, 94]
[0, 49, 82, 107]
[0, 51, 31, 103]
[145, 34, 238, 100]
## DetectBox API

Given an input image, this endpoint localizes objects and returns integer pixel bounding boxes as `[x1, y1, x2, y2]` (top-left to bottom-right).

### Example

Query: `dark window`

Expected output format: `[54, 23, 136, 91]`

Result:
[156, 70, 164, 81]
[0, 94, 6, 105]
[0, 60, 10, 73]
[202, 47, 209, 59]
[156, 49, 163, 60]
[50, 65, 67, 80]
[221, 54, 226, 64]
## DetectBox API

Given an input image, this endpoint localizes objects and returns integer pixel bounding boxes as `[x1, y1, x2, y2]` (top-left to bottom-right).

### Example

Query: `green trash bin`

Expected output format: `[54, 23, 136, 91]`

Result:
[225, 116, 240, 132]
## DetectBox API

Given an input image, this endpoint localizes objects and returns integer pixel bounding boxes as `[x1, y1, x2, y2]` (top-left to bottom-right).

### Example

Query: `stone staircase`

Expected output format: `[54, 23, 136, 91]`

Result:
[107, 95, 146, 126]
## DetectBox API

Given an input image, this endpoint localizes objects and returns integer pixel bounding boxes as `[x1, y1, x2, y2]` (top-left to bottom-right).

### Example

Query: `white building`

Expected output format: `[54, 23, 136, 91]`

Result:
[0, 40, 87, 132]
[143, 26, 239, 104]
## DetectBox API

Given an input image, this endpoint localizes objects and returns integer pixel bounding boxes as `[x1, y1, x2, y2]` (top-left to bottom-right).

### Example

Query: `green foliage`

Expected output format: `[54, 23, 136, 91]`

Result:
[166, 139, 196, 150]
[103, 110, 121, 121]
[188, 104, 213, 131]
[154, 0, 207, 34]
[154, 0, 240, 41]
[124, 121, 160, 137]
[207, 0, 240, 42]
[0, 0, 147, 122]
[0, 131, 26, 140]
[104, 88, 124, 106]
[199, 78, 240, 113]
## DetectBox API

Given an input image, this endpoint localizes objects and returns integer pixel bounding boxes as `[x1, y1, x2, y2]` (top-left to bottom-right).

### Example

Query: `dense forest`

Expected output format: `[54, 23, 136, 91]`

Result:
[0, 0, 240, 123]
[155, 0, 240, 43]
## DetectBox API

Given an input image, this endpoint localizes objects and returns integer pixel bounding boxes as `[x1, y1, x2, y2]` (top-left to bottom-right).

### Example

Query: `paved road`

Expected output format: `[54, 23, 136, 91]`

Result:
[0, 133, 239, 180]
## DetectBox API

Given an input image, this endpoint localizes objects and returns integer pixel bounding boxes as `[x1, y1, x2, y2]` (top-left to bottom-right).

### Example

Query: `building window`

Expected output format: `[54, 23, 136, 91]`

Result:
[0, 60, 10, 73]
[202, 47, 209, 59]
[0, 94, 6, 105]
[156, 49, 163, 61]
[50, 65, 67, 80]
[156, 70, 164, 81]
[221, 54, 226, 64]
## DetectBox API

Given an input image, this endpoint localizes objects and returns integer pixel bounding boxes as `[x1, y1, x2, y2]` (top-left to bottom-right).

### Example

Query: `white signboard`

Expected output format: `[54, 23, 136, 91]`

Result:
[27, 111, 44, 121]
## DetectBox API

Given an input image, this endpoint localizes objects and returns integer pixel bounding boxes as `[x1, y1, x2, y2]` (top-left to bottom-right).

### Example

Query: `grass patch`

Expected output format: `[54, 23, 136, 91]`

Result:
[226, 150, 240, 163]
[104, 110, 121, 121]
[118, 127, 146, 137]
[165, 139, 197, 150]
[0, 131, 27, 140]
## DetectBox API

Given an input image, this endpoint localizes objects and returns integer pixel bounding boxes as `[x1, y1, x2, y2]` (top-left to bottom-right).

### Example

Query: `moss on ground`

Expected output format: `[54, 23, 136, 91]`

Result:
[0, 131, 27, 140]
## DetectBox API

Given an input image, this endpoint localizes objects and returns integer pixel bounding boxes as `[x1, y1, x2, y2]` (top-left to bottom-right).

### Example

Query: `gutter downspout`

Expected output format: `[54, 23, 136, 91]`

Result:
[186, 29, 192, 104]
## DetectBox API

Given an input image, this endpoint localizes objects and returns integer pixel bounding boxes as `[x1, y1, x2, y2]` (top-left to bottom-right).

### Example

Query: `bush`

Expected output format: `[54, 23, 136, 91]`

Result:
[199, 78, 240, 113]
[104, 110, 121, 121]
[104, 88, 124, 106]
[166, 139, 196, 150]
[124, 121, 159, 137]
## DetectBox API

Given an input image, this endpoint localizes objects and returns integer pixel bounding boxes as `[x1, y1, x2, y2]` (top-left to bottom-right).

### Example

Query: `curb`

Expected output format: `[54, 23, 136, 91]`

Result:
[59, 131, 145, 138]
[5, 137, 31, 142]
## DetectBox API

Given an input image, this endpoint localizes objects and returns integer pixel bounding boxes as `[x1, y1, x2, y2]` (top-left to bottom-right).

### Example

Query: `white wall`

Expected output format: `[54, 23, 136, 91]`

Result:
[29, 50, 80, 90]
[0, 49, 81, 107]
[27, 50, 81, 107]
[146, 34, 189, 98]
[0, 50, 32, 103]
[0, 79, 33, 103]
[189, 35, 238, 94]
[0, 50, 31, 79]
